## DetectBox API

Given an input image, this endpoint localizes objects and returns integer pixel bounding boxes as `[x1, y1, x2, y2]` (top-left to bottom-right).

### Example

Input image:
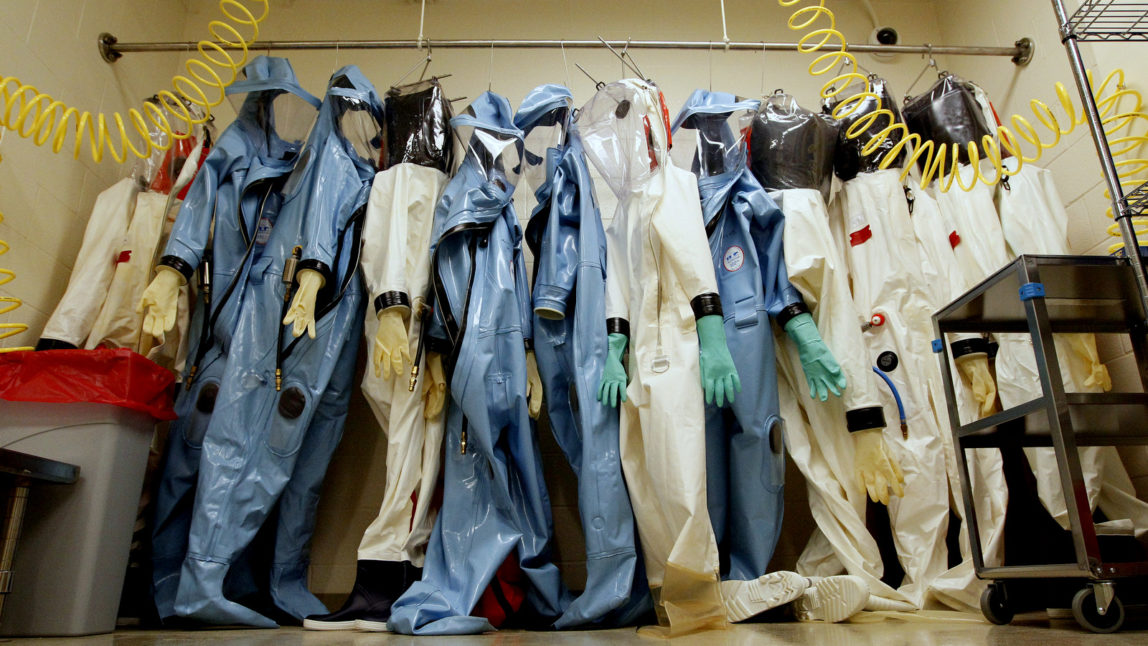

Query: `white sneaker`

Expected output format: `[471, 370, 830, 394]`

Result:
[794, 575, 869, 622]
[722, 571, 810, 622]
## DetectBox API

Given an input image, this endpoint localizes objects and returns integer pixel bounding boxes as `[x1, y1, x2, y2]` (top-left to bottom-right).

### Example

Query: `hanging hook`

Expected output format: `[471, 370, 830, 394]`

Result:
[621, 38, 649, 82]
[487, 41, 495, 91]
[760, 42, 767, 97]
[598, 36, 643, 79]
[575, 63, 605, 91]
[392, 52, 433, 89]
[904, 44, 937, 99]
[418, 44, 433, 81]
[561, 41, 571, 90]
[708, 41, 714, 92]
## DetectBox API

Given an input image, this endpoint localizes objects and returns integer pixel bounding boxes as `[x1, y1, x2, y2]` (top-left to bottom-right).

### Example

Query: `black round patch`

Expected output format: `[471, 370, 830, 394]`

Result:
[195, 383, 219, 413]
[278, 387, 306, 419]
[615, 100, 631, 119]
[769, 424, 784, 455]
[877, 351, 899, 372]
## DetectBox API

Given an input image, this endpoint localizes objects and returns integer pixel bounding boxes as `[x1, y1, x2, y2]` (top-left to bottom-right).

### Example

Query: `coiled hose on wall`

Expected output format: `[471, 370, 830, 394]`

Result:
[0, 0, 268, 350]
[1, 0, 268, 164]
[779, 0, 1148, 253]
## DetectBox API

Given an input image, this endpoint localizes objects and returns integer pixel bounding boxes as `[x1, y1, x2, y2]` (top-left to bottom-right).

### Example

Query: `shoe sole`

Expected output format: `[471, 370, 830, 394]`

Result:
[796, 576, 868, 623]
[355, 619, 389, 632]
[302, 618, 358, 631]
[725, 571, 808, 622]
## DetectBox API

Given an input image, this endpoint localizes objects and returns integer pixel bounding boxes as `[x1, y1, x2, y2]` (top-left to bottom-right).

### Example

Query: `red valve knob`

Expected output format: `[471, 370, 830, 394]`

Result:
[870, 313, 885, 327]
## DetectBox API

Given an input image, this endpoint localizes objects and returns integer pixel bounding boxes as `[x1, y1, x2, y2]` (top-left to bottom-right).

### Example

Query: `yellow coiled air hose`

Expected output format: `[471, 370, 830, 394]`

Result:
[1, 0, 268, 164]
[0, 0, 269, 351]
[779, 0, 1148, 254]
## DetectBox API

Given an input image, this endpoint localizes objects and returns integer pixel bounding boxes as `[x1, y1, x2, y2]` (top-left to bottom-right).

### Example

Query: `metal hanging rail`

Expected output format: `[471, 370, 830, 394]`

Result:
[99, 34, 1036, 66]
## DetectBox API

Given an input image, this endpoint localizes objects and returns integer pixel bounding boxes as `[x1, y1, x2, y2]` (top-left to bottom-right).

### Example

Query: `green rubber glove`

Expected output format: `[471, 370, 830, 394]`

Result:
[784, 312, 846, 401]
[597, 332, 629, 408]
[696, 314, 741, 407]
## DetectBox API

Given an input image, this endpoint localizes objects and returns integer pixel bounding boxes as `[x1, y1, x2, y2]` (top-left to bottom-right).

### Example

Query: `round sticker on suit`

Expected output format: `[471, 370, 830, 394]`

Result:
[723, 245, 744, 272]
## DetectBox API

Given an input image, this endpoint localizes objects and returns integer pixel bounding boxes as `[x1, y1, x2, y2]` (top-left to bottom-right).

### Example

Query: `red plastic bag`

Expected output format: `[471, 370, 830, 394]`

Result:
[473, 552, 527, 628]
[149, 138, 209, 200]
[0, 349, 176, 421]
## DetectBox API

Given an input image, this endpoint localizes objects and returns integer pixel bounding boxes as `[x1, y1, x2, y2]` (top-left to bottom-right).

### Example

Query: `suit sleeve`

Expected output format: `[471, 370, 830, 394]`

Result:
[651, 166, 720, 307]
[297, 133, 363, 286]
[778, 190, 884, 425]
[160, 147, 226, 279]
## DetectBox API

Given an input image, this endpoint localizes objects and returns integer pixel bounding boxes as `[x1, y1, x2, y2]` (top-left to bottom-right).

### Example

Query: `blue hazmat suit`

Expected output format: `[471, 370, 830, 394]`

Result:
[671, 90, 807, 581]
[150, 56, 320, 622]
[387, 92, 569, 635]
[170, 66, 379, 627]
[514, 84, 651, 629]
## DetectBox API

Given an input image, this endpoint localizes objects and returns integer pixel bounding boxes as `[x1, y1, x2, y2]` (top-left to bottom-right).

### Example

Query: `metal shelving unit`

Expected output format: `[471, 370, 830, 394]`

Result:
[1064, 1, 1148, 41]
[930, 3, 1148, 632]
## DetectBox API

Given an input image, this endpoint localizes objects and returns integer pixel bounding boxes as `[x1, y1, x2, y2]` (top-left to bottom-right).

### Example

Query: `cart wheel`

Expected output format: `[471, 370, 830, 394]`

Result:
[980, 583, 1013, 625]
[1071, 587, 1124, 633]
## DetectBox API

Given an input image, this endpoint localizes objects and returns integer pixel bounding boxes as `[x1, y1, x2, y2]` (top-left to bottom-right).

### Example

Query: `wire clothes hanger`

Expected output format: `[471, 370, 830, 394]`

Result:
[904, 44, 943, 101]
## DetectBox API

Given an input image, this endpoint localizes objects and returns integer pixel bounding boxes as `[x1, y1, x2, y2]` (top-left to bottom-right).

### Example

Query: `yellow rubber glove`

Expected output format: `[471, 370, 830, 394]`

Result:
[283, 269, 324, 339]
[423, 352, 447, 420]
[372, 308, 411, 381]
[1066, 333, 1113, 391]
[138, 266, 185, 340]
[853, 428, 905, 505]
[955, 353, 997, 418]
[526, 349, 543, 420]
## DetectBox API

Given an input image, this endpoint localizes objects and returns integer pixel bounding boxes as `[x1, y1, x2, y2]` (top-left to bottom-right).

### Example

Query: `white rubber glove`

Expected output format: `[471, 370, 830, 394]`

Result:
[138, 266, 185, 339]
[283, 269, 324, 339]
[1066, 333, 1113, 391]
[424, 352, 447, 420]
[955, 353, 997, 418]
[372, 308, 411, 381]
[526, 349, 543, 420]
[853, 428, 905, 505]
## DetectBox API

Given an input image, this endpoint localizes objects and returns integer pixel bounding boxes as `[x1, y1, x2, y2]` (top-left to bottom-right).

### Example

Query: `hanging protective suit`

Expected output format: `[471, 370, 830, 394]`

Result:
[37, 178, 141, 350]
[387, 92, 568, 636]
[901, 179, 1009, 613]
[515, 83, 651, 629]
[670, 89, 816, 580]
[86, 134, 206, 370]
[830, 78, 974, 612]
[578, 79, 744, 635]
[749, 91, 921, 609]
[668, 89, 870, 624]
[305, 78, 454, 632]
[146, 56, 320, 623]
[995, 157, 1148, 536]
[170, 65, 378, 627]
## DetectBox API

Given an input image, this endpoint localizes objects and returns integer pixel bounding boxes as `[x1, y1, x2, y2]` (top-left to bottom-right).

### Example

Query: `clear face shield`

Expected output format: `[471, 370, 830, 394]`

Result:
[334, 95, 384, 170]
[671, 108, 753, 179]
[455, 124, 523, 193]
[576, 82, 666, 197]
[521, 101, 571, 195]
[228, 90, 318, 160]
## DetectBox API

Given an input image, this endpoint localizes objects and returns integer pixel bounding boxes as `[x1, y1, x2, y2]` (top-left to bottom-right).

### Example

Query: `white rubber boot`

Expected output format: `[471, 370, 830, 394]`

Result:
[794, 575, 869, 622]
[722, 571, 810, 623]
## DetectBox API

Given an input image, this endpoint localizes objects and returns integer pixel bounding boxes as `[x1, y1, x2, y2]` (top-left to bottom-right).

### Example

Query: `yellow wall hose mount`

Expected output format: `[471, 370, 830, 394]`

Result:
[779, 0, 1148, 254]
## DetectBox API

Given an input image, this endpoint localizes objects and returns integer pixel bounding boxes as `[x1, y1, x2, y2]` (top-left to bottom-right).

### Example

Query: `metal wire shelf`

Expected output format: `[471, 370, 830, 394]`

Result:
[1065, 1, 1148, 41]
[1123, 180, 1148, 216]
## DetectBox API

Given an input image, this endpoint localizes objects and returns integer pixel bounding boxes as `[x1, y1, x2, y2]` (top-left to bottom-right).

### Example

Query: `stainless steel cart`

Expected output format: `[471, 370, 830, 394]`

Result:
[934, 254, 1148, 632]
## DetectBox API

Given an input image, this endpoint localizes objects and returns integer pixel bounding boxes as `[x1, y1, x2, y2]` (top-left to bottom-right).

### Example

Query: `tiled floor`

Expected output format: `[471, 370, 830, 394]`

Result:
[7, 615, 1148, 646]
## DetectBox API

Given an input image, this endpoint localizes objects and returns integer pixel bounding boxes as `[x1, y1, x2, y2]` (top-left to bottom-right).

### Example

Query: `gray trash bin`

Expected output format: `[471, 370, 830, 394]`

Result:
[0, 401, 154, 636]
